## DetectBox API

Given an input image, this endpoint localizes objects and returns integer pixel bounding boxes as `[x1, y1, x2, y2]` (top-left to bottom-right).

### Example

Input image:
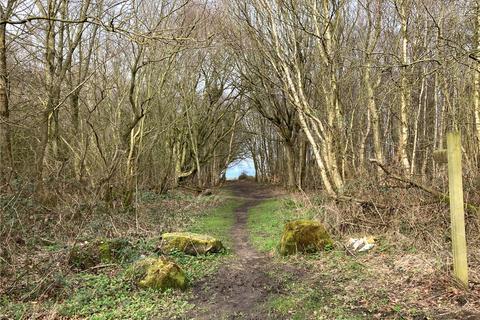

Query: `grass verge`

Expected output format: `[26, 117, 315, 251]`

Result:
[265, 252, 382, 320]
[247, 197, 314, 253]
[247, 196, 381, 318]
[188, 195, 240, 249]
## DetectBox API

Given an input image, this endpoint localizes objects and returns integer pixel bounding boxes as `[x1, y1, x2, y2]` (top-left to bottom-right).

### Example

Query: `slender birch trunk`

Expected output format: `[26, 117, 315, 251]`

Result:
[397, 0, 411, 172]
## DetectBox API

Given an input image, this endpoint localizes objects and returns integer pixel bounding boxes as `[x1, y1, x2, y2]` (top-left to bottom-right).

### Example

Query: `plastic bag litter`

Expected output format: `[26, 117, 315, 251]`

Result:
[347, 236, 375, 252]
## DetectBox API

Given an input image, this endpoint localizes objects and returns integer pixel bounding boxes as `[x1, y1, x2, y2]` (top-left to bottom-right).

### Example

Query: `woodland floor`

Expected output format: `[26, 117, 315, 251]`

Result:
[186, 181, 480, 320]
[1, 181, 480, 319]
[187, 181, 305, 319]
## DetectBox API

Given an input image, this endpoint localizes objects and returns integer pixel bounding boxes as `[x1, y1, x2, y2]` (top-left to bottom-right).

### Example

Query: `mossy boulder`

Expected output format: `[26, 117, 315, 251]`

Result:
[279, 219, 333, 256]
[68, 238, 131, 270]
[125, 257, 186, 290]
[160, 232, 224, 255]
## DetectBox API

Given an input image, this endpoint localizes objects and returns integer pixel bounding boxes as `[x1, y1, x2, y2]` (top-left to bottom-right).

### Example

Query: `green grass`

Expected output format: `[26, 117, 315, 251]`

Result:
[263, 249, 432, 319]
[188, 196, 240, 249]
[266, 284, 357, 320]
[264, 252, 377, 320]
[247, 197, 379, 319]
[59, 273, 192, 320]
[247, 197, 296, 252]
[0, 194, 242, 320]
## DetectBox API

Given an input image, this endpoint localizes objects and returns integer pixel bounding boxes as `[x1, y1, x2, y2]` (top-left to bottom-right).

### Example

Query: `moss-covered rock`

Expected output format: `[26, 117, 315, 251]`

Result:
[160, 232, 224, 255]
[279, 219, 333, 256]
[68, 238, 131, 270]
[125, 257, 186, 290]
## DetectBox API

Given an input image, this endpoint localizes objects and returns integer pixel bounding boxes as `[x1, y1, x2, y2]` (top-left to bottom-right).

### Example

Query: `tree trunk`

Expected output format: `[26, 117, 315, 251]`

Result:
[284, 141, 297, 190]
[397, 0, 411, 172]
[474, 1, 480, 159]
[364, 61, 383, 166]
[0, 19, 13, 189]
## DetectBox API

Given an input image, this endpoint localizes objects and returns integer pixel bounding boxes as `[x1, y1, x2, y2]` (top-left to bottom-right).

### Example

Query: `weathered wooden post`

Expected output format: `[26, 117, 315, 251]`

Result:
[446, 132, 468, 287]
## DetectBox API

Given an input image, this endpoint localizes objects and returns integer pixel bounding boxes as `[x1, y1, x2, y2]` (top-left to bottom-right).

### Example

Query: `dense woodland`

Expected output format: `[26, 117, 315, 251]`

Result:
[0, 1, 478, 197]
[1, 0, 480, 196]
[1, 0, 480, 245]
[1, 0, 480, 318]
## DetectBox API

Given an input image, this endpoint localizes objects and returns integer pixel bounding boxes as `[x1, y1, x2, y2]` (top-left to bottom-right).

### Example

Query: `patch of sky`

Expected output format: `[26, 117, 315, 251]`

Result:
[225, 158, 255, 180]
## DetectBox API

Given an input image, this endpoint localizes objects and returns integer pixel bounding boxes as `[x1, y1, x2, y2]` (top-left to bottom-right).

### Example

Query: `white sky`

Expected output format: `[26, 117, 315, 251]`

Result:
[225, 158, 255, 180]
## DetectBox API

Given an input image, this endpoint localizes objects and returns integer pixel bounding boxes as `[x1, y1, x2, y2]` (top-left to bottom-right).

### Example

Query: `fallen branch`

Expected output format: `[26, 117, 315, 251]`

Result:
[333, 194, 391, 210]
[88, 263, 117, 271]
[369, 159, 480, 217]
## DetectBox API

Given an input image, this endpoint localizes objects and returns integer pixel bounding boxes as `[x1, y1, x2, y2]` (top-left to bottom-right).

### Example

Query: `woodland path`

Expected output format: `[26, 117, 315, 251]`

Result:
[187, 181, 303, 319]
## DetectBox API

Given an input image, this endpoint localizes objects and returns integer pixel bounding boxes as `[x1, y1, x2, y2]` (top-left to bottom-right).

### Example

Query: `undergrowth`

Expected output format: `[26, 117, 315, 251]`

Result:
[246, 193, 480, 319]
[0, 189, 241, 319]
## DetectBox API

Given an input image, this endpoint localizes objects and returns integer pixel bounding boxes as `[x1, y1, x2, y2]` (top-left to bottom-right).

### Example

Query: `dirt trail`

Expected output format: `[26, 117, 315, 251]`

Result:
[187, 181, 296, 320]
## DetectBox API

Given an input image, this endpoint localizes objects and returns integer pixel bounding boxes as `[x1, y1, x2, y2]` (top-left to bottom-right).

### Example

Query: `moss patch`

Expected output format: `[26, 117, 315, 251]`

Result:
[126, 256, 186, 290]
[279, 219, 333, 256]
[161, 232, 224, 255]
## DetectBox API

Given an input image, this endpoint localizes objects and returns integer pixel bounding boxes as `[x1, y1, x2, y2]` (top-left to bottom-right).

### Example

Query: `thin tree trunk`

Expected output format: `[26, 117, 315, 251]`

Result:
[397, 0, 411, 172]
[0, 14, 13, 189]
[474, 1, 480, 160]
[284, 141, 297, 190]
[297, 111, 334, 194]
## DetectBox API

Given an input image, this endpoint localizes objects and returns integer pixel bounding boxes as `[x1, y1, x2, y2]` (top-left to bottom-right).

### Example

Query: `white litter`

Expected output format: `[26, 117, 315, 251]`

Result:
[347, 236, 375, 252]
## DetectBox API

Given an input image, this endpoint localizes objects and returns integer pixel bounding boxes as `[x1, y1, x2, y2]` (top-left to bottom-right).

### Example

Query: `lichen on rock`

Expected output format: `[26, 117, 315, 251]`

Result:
[160, 232, 224, 255]
[68, 238, 131, 270]
[279, 219, 333, 256]
[125, 256, 186, 290]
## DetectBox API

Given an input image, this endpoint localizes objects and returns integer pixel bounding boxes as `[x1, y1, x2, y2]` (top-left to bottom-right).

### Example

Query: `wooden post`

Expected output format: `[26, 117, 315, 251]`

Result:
[446, 132, 468, 287]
